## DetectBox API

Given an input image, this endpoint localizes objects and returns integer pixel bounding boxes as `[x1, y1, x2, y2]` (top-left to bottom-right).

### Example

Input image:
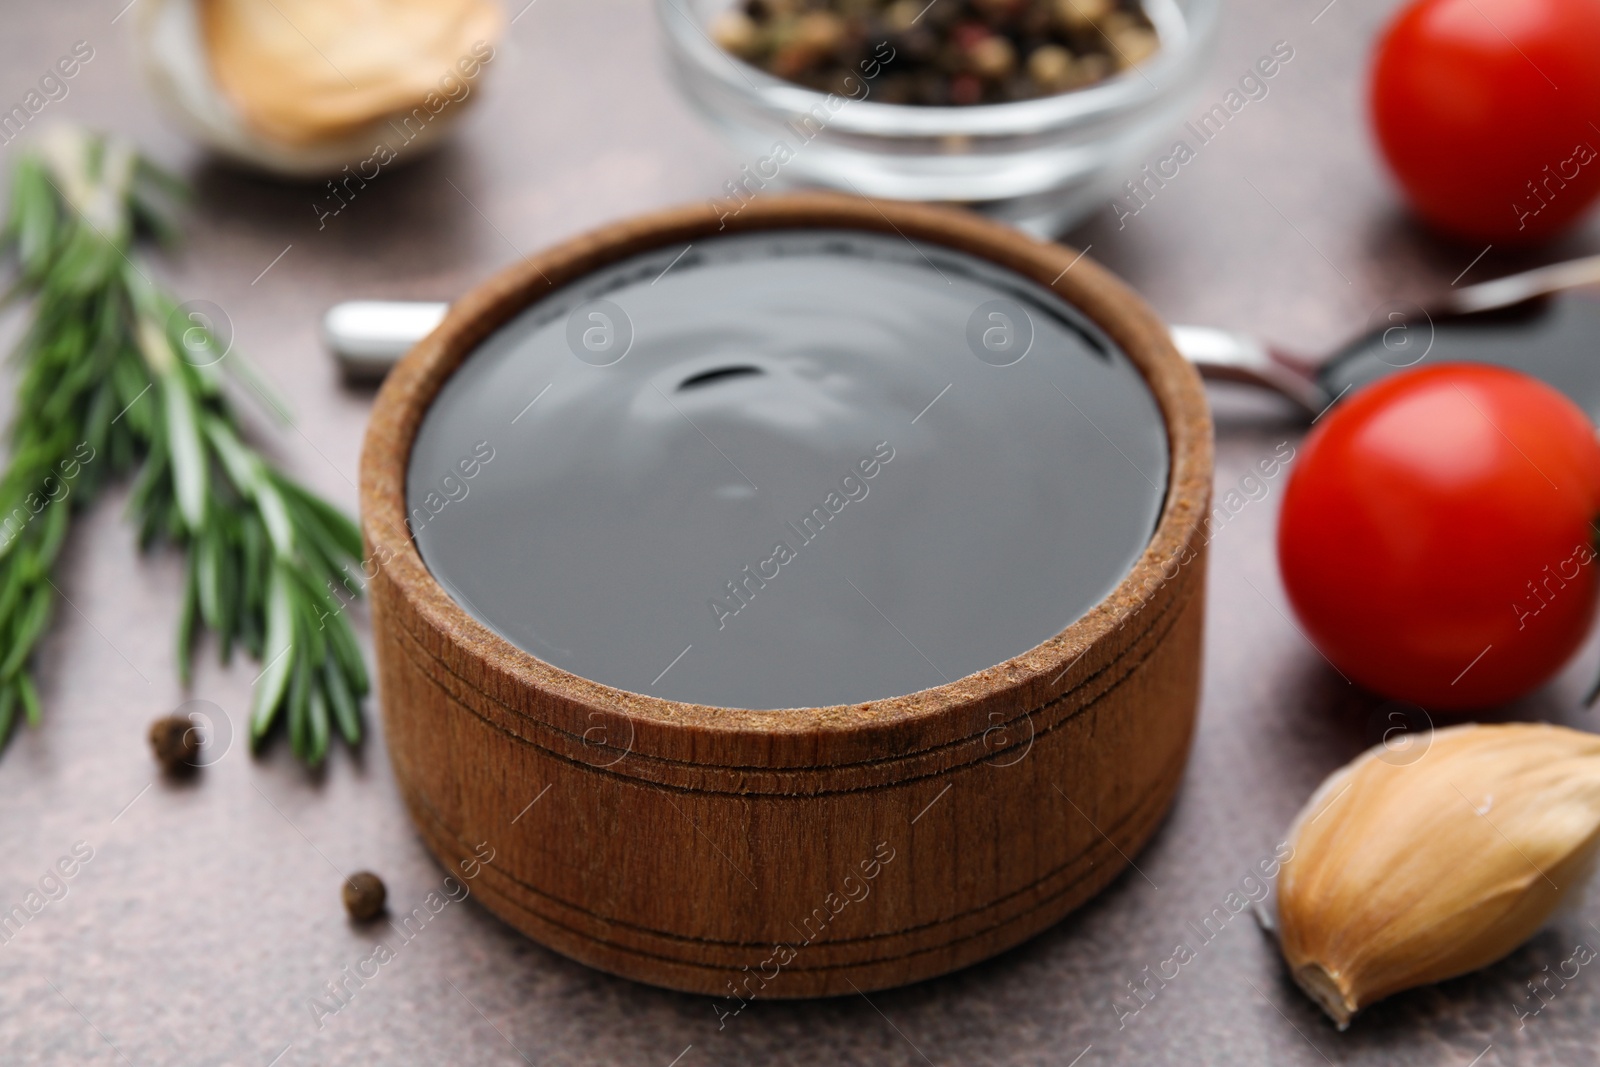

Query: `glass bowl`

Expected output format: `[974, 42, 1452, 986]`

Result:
[657, 0, 1221, 235]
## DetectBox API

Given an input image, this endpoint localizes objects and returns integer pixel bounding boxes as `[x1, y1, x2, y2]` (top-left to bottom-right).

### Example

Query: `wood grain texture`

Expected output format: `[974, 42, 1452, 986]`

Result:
[359, 193, 1214, 997]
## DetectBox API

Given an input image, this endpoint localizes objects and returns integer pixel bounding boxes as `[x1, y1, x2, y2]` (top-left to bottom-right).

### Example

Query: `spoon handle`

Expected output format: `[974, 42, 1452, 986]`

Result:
[1445, 254, 1600, 315]
[324, 301, 447, 379]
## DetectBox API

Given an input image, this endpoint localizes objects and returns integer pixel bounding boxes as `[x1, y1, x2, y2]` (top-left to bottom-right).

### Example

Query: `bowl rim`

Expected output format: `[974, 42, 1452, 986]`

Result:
[654, 0, 1221, 139]
[359, 193, 1212, 752]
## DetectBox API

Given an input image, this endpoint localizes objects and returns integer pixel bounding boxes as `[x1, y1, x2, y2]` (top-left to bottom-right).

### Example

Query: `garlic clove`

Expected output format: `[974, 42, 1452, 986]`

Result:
[199, 0, 501, 146]
[1277, 722, 1600, 1028]
[137, 0, 502, 179]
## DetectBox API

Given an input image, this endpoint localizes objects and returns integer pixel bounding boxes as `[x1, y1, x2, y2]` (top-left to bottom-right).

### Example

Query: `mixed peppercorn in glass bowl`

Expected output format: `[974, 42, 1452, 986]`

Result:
[659, 0, 1219, 233]
[711, 0, 1161, 105]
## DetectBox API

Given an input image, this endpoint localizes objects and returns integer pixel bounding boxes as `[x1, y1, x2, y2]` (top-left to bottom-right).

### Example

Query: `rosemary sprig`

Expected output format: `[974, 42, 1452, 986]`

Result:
[0, 127, 366, 766]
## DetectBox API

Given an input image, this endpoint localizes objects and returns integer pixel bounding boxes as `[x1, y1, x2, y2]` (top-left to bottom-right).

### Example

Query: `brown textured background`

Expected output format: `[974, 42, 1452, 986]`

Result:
[2, 1, 1599, 1064]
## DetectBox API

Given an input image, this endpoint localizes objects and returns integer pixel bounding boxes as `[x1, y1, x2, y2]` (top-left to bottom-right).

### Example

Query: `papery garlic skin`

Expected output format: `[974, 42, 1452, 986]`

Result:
[1278, 722, 1600, 1028]
[136, 0, 501, 179]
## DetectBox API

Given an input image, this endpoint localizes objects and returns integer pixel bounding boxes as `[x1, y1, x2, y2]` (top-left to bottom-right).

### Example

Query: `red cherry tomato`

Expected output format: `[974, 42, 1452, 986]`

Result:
[1277, 364, 1600, 709]
[1370, 0, 1600, 243]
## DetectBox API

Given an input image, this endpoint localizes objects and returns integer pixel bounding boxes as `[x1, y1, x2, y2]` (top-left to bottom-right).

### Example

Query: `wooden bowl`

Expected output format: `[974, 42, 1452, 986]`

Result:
[359, 194, 1213, 998]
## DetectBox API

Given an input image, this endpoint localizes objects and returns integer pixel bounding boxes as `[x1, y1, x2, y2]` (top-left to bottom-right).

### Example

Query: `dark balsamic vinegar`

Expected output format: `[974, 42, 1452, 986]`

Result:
[408, 231, 1169, 710]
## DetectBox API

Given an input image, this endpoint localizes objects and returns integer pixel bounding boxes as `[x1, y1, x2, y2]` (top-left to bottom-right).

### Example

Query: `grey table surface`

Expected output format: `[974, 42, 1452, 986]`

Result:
[3, 1, 1600, 1065]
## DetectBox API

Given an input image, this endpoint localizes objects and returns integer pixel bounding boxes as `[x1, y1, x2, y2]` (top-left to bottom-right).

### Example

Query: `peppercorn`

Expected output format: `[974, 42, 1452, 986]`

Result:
[1110, 26, 1158, 67]
[794, 10, 847, 53]
[968, 35, 1017, 79]
[884, 0, 920, 31]
[1073, 51, 1112, 86]
[948, 72, 984, 104]
[950, 21, 991, 50]
[148, 715, 199, 772]
[1055, 0, 1113, 29]
[1027, 43, 1074, 91]
[711, 9, 762, 58]
[342, 871, 387, 921]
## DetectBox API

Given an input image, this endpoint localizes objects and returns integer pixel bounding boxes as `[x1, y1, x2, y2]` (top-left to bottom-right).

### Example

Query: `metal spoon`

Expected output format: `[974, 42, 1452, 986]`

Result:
[324, 254, 1600, 417]
[1171, 254, 1600, 416]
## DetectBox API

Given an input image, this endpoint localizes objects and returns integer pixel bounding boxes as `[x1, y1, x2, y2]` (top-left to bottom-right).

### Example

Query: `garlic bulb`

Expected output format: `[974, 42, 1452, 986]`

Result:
[1278, 722, 1600, 1028]
[136, 0, 503, 179]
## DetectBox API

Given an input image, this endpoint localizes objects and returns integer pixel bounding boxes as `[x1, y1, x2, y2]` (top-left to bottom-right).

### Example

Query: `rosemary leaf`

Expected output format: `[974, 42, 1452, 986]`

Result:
[323, 655, 361, 745]
[252, 564, 296, 742]
[308, 688, 330, 767]
[177, 551, 198, 685]
[160, 373, 207, 531]
[17, 675, 40, 728]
